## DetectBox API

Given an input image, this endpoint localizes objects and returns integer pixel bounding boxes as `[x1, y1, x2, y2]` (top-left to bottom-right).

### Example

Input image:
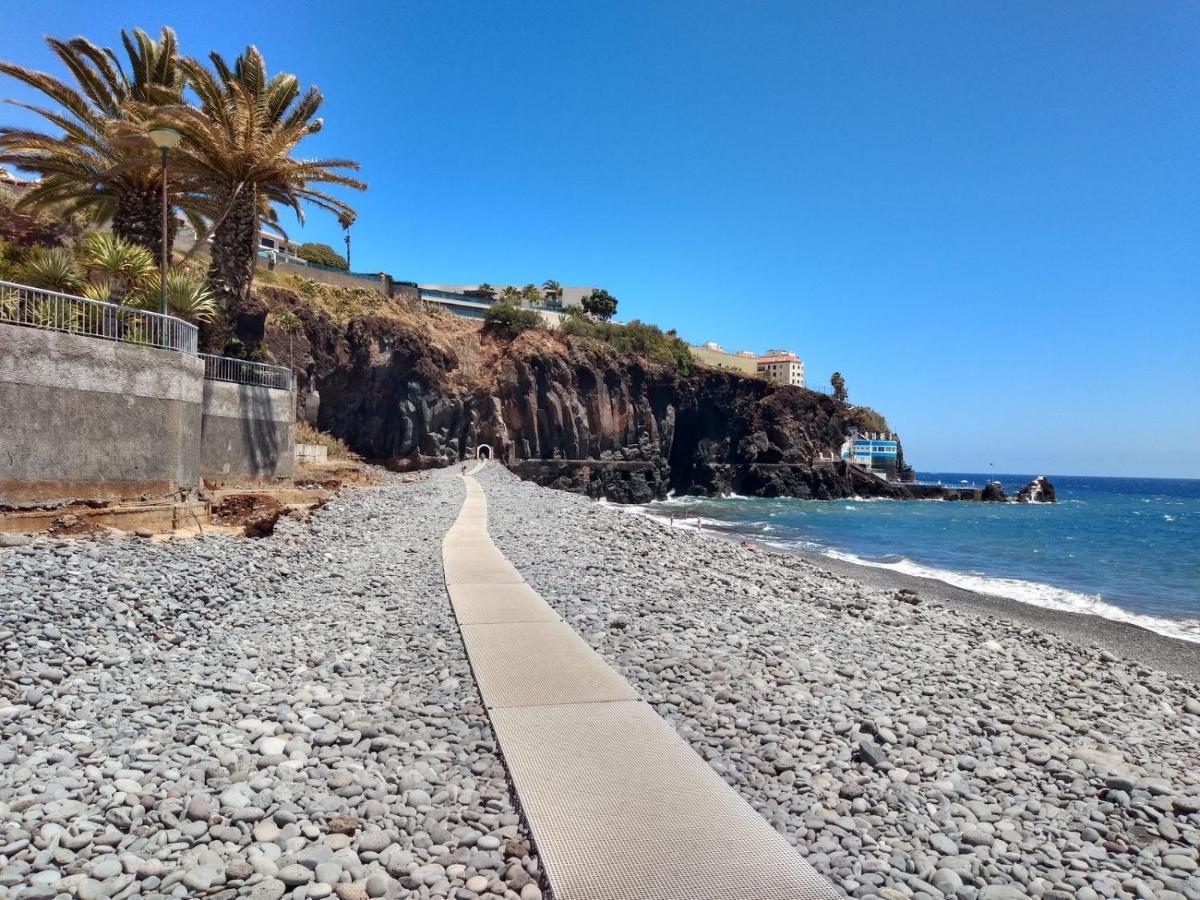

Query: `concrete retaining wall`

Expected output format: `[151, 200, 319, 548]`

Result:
[0, 323, 296, 505]
[269, 257, 391, 294]
[0, 323, 204, 505]
[200, 380, 295, 484]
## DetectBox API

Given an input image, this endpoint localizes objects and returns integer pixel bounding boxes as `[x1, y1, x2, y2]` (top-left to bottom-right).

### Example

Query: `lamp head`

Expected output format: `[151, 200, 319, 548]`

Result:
[148, 127, 181, 150]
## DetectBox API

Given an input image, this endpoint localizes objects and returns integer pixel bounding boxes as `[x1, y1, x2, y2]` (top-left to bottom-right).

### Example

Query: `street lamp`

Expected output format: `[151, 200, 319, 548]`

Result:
[148, 127, 181, 315]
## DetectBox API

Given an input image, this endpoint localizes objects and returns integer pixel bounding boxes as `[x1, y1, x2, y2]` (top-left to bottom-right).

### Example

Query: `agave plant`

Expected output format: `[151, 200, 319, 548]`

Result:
[76, 231, 156, 303]
[173, 46, 364, 317]
[0, 29, 192, 257]
[17, 246, 80, 293]
[127, 265, 218, 323]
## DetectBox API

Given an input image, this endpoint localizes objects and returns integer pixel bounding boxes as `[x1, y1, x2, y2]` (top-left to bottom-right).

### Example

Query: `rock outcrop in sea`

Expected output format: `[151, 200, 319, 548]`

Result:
[1016, 475, 1057, 503]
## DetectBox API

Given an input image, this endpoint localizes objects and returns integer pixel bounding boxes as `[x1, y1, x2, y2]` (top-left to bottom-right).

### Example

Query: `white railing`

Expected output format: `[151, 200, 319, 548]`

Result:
[0, 280, 198, 354]
[200, 353, 293, 391]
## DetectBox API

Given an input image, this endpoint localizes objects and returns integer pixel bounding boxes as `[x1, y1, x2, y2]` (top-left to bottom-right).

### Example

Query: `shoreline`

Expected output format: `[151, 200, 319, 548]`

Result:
[789, 547, 1200, 683]
[630, 503, 1200, 683]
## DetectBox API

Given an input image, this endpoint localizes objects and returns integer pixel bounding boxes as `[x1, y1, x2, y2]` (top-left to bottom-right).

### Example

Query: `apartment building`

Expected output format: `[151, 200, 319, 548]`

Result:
[756, 349, 805, 387]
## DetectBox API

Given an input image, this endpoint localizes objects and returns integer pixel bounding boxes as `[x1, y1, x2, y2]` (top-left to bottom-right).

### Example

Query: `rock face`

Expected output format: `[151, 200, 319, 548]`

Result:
[1016, 474, 1057, 503]
[980, 481, 1009, 502]
[247, 288, 925, 502]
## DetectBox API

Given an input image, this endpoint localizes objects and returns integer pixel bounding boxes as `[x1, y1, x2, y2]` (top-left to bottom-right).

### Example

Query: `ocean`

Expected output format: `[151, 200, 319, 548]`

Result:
[638, 474, 1200, 643]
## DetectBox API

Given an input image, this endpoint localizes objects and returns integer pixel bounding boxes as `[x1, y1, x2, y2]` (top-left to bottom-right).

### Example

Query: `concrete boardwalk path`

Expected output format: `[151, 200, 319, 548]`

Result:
[442, 468, 840, 900]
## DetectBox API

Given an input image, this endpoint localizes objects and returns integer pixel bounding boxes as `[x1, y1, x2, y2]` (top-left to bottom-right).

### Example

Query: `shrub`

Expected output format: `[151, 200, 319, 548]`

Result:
[851, 406, 890, 434]
[0, 237, 21, 281]
[484, 299, 542, 335]
[559, 314, 692, 374]
[296, 420, 351, 458]
[582, 287, 618, 320]
[297, 242, 348, 270]
[18, 247, 80, 292]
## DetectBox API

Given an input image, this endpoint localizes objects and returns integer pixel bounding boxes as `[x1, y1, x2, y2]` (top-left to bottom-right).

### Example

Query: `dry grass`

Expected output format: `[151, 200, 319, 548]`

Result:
[296, 421, 352, 459]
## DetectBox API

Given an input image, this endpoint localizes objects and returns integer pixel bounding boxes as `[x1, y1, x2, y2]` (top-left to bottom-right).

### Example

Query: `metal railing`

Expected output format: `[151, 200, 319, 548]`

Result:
[258, 250, 382, 282]
[0, 279, 198, 354]
[200, 353, 293, 391]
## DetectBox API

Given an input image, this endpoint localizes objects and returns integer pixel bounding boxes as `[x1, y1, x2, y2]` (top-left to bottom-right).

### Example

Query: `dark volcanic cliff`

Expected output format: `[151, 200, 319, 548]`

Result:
[248, 287, 913, 503]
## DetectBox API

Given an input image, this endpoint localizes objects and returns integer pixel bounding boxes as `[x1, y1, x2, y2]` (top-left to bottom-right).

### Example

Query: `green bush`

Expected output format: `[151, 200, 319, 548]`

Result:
[484, 299, 542, 335]
[559, 314, 692, 374]
[0, 237, 22, 281]
[297, 242, 348, 270]
[851, 406, 890, 434]
[581, 287, 618, 320]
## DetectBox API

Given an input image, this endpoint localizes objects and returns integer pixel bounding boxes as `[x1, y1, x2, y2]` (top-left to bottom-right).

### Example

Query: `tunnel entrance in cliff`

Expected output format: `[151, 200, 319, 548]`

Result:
[476, 444, 492, 460]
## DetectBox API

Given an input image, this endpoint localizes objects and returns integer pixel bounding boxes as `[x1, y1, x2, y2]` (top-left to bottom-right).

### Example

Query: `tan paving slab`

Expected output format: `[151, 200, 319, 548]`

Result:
[489, 700, 839, 900]
[448, 582, 560, 624]
[443, 555, 524, 585]
[458, 621, 638, 708]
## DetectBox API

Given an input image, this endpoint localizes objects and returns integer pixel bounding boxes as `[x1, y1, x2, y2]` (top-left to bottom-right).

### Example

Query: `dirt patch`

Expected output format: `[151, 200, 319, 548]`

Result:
[46, 512, 108, 539]
[211, 494, 284, 538]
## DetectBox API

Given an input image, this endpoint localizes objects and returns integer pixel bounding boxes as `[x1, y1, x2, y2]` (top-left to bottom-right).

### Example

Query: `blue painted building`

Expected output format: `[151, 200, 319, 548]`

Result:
[840, 430, 901, 477]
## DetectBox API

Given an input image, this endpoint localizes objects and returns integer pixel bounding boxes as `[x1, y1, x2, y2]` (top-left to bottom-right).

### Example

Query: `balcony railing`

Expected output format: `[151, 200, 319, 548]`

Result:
[0, 279, 198, 354]
[200, 353, 293, 391]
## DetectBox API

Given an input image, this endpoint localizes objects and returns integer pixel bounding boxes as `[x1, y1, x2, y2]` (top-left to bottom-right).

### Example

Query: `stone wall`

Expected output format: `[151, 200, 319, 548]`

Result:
[0, 323, 203, 505]
[0, 323, 295, 505]
[200, 380, 295, 485]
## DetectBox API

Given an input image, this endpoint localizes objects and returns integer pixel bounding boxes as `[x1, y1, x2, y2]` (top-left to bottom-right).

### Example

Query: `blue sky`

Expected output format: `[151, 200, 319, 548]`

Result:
[4, 2, 1198, 477]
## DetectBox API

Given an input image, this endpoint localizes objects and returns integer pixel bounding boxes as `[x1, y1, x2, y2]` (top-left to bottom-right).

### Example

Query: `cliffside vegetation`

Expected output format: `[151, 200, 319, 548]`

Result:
[296, 242, 348, 269]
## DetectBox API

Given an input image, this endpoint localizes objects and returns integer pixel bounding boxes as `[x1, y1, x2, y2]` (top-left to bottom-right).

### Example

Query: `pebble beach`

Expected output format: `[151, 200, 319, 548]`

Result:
[2, 466, 1199, 900]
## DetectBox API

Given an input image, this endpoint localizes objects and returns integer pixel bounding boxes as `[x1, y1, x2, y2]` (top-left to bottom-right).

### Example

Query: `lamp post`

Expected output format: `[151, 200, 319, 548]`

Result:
[148, 127, 181, 315]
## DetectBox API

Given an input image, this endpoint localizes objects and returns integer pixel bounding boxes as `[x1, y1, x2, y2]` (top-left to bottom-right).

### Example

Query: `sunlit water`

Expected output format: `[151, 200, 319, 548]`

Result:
[638, 474, 1200, 643]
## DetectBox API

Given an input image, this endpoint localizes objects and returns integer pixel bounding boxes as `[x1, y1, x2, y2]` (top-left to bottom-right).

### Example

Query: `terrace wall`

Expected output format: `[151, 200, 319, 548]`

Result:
[0, 323, 203, 505]
[200, 380, 295, 485]
[0, 323, 295, 505]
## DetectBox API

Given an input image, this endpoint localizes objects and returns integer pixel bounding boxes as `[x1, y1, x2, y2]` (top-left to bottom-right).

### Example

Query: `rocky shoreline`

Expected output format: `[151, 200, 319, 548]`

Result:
[2, 466, 1199, 900]
[475, 465, 1200, 899]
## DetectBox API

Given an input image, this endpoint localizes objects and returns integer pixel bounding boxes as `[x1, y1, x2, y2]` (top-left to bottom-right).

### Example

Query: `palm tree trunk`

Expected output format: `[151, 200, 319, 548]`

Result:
[206, 186, 258, 317]
[112, 181, 175, 259]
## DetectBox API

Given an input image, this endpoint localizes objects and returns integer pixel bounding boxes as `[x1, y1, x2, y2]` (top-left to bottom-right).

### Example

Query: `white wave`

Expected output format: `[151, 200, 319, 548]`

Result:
[822, 550, 1200, 645]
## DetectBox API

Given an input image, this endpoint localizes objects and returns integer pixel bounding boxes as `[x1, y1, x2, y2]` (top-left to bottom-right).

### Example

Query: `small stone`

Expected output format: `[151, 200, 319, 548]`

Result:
[357, 830, 391, 853]
[465, 875, 489, 893]
[326, 814, 362, 835]
[277, 864, 313, 886]
[854, 740, 890, 769]
[1163, 854, 1197, 871]
[364, 872, 390, 897]
[520, 885, 543, 900]
[186, 797, 212, 821]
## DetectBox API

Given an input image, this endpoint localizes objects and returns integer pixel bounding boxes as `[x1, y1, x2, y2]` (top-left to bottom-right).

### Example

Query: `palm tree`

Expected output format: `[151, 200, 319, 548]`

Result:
[521, 283, 543, 306]
[541, 279, 561, 306]
[0, 28, 187, 257]
[174, 46, 364, 322]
